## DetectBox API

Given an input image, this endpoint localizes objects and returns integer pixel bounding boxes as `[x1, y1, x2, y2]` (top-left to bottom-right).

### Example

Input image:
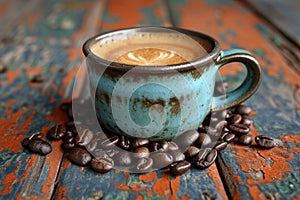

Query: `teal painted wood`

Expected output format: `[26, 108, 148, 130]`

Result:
[247, 0, 300, 47]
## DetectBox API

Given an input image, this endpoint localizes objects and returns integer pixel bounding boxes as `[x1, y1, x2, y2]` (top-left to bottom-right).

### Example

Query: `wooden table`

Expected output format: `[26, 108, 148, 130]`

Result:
[1, 0, 299, 199]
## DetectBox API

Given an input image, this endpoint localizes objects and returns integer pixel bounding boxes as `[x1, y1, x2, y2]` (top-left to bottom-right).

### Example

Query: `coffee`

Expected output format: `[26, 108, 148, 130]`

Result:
[90, 32, 209, 66]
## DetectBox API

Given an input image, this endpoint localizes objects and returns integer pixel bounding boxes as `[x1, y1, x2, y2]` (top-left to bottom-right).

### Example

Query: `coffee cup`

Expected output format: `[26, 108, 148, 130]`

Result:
[82, 27, 261, 141]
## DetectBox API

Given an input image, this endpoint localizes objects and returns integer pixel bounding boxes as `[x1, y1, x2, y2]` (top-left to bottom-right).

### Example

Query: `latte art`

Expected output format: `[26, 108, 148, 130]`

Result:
[114, 48, 188, 65]
[90, 31, 210, 66]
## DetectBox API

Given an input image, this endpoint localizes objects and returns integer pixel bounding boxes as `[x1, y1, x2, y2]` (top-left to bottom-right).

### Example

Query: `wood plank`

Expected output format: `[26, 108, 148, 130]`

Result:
[245, 0, 300, 47]
[0, 0, 105, 199]
[170, 0, 300, 199]
[52, 0, 228, 199]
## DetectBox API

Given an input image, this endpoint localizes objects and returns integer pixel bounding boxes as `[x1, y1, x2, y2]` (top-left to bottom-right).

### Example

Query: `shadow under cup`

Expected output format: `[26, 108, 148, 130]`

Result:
[82, 27, 261, 141]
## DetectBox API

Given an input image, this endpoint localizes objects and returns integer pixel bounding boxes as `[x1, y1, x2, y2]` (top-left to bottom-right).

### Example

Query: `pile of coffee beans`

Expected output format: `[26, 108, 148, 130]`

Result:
[22, 101, 277, 175]
[22, 83, 278, 175]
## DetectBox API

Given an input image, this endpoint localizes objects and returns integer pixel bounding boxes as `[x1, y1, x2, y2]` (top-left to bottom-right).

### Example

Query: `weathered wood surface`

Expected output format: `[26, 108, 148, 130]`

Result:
[0, 0, 299, 199]
[246, 0, 300, 48]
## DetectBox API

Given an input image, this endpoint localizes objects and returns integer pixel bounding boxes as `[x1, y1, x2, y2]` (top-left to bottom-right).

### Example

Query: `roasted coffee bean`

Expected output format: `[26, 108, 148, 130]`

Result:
[60, 102, 72, 112]
[255, 135, 275, 149]
[241, 115, 252, 127]
[237, 135, 253, 145]
[170, 161, 191, 175]
[228, 123, 250, 135]
[193, 149, 217, 169]
[169, 150, 186, 162]
[64, 130, 75, 140]
[197, 132, 212, 147]
[114, 151, 132, 166]
[214, 141, 227, 151]
[131, 138, 149, 149]
[22, 138, 30, 147]
[75, 128, 93, 146]
[91, 157, 114, 173]
[136, 157, 153, 173]
[100, 135, 119, 149]
[63, 141, 75, 150]
[47, 125, 66, 140]
[160, 140, 169, 151]
[151, 152, 173, 169]
[28, 139, 52, 155]
[215, 120, 228, 132]
[106, 148, 120, 158]
[185, 146, 200, 158]
[219, 131, 229, 140]
[65, 121, 78, 134]
[133, 147, 150, 158]
[118, 136, 131, 150]
[224, 133, 236, 143]
[67, 148, 92, 166]
[149, 142, 164, 152]
[174, 130, 199, 150]
[167, 141, 179, 151]
[227, 114, 242, 125]
[234, 104, 252, 115]
[91, 149, 108, 159]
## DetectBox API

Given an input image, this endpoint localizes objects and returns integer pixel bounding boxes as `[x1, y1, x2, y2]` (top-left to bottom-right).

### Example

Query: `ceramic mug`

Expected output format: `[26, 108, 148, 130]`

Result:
[82, 27, 262, 141]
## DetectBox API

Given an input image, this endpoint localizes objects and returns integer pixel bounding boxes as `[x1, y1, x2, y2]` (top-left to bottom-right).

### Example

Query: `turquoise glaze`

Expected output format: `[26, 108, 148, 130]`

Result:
[83, 27, 262, 141]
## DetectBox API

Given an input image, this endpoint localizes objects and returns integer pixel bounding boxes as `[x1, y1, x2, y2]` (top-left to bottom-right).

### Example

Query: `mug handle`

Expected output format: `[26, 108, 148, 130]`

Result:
[211, 49, 262, 111]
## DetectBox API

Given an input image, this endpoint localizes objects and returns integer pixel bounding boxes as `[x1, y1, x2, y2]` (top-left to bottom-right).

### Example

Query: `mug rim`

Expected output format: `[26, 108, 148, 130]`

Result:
[82, 26, 221, 72]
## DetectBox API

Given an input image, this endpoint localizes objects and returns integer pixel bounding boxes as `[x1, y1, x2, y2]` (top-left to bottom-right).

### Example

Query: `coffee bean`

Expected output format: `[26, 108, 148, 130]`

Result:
[193, 149, 217, 169]
[228, 124, 250, 135]
[149, 142, 164, 152]
[65, 121, 78, 135]
[47, 125, 66, 140]
[237, 135, 252, 145]
[241, 115, 252, 127]
[133, 147, 150, 158]
[255, 135, 275, 149]
[63, 141, 75, 150]
[224, 133, 236, 143]
[136, 157, 153, 173]
[185, 146, 200, 158]
[67, 148, 92, 166]
[215, 120, 228, 132]
[118, 136, 131, 150]
[174, 130, 199, 150]
[91, 149, 108, 159]
[64, 130, 75, 140]
[28, 139, 52, 155]
[167, 141, 179, 151]
[219, 131, 229, 140]
[22, 138, 30, 147]
[106, 148, 120, 158]
[234, 104, 252, 115]
[170, 161, 191, 175]
[91, 157, 114, 173]
[114, 151, 132, 166]
[160, 140, 169, 151]
[100, 135, 119, 149]
[131, 138, 149, 149]
[169, 150, 186, 162]
[75, 128, 93, 147]
[227, 114, 242, 125]
[151, 152, 173, 169]
[197, 132, 212, 147]
[214, 141, 227, 151]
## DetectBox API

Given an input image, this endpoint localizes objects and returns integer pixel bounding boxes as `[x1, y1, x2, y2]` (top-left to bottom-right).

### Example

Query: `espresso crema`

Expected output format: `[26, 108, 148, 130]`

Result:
[91, 32, 209, 66]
